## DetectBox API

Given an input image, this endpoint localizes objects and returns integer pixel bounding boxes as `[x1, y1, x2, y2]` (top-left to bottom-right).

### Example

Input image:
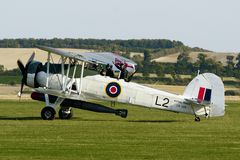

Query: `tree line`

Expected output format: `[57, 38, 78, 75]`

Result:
[140, 50, 240, 79]
[0, 38, 239, 85]
[0, 38, 186, 53]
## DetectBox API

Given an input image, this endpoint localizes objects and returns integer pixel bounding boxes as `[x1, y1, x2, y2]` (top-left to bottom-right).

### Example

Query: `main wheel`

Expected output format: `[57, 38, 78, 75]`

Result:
[41, 106, 56, 120]
[59, 107, 73, 120]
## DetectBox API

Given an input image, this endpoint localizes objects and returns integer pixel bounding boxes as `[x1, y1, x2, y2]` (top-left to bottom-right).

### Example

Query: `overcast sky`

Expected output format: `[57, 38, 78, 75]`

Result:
[0, 0, 239, 52]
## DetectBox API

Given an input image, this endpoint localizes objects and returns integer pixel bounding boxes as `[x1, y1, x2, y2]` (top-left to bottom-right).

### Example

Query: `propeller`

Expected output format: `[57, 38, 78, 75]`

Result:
[17, 52, 35, 98]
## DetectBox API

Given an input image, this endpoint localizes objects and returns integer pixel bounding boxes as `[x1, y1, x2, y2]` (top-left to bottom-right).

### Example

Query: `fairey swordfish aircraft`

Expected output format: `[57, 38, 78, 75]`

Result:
[17, 45, 225, 121]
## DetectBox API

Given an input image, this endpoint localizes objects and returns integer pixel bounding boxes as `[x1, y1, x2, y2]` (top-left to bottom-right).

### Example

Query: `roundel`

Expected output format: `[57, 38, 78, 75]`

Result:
[105, 82, 121, 98]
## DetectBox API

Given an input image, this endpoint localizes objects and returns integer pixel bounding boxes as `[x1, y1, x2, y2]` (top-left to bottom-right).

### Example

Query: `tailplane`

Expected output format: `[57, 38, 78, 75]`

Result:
[183, 73, 225, 117]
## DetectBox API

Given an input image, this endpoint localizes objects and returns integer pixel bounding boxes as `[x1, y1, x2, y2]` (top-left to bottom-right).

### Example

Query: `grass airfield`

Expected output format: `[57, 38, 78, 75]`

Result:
[0, 100, 240, 160]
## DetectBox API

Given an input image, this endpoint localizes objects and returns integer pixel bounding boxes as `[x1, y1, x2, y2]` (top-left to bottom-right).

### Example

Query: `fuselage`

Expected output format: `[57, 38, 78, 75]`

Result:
[29, 72, 205, 116]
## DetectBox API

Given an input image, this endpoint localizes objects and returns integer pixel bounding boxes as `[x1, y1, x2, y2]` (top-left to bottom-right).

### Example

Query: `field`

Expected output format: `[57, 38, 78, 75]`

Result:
[0, 48, 93, 70]
[0, 48, 239, 70]
[0, 47, 239, 159]
[152, 52, 239, 65]
[0, 48, 141, 70]
[0, 100, 240, 160]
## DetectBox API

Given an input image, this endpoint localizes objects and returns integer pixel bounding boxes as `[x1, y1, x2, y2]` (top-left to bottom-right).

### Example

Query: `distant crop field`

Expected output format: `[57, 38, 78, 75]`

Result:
[0, 48, 93, 70]
[0, 100, 239, 160]
[0, 48, 140, 70]
[0, 48, 238, 70]
[152, 51, 239, 65]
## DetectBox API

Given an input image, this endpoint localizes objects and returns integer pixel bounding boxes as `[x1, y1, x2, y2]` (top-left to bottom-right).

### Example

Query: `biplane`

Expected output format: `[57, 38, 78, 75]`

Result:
[17, 45, 225, 121]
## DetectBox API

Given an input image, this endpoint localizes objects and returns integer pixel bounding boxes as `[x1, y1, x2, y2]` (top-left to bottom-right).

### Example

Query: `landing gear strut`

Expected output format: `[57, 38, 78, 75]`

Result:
[190, 103, 201, 122]
[41, 106, 56, 120]
[59, 107, 73, 119]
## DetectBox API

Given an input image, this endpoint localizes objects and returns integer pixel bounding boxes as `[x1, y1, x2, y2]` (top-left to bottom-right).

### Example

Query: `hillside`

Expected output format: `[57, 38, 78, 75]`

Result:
[0, 48, 239, 70]
[152, 52, 239, 65]
[0, 38, 214, 69]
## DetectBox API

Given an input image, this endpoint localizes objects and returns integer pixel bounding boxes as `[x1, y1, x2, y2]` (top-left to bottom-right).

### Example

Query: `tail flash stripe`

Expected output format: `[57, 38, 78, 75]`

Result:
[204, 89, 212, 101]
[197, 87, 205, 103]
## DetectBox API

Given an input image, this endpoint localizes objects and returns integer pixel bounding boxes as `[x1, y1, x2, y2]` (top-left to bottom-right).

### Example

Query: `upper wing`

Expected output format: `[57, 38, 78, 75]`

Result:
[36, 45, 137, 65]
[78, 52, 137, 66]
[36, 45, 92, 63]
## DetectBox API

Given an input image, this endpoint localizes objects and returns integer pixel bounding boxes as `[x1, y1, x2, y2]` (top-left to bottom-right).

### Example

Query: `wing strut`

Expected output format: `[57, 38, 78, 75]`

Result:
[61, 56, 65, 91]
[63, 58, 71, 91]
[44, 52, 51, 107]
[79, 62, 85, 95]
[46, 52, 51, 88]
[68, 62, 77, 95]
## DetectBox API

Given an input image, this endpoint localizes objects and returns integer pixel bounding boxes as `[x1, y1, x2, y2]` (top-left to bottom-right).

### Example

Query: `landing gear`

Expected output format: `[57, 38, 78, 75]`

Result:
[190, 103, 201, 122]
[195, 117, 200, 122]
[41, 106, 56, 120]
[59, 107, 73, 119]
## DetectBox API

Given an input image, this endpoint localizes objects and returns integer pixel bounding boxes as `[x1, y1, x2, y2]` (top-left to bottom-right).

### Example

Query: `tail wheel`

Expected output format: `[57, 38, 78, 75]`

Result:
[59, 107, 73, 120]
[41, 106, 56, 120]
[195, 117, 200, 122]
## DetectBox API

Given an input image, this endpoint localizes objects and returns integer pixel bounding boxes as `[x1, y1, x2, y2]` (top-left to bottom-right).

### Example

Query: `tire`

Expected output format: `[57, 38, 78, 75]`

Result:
[41, 106, 56, 120]
[195, 117, 200, 122]
[59, 107, 73, 120]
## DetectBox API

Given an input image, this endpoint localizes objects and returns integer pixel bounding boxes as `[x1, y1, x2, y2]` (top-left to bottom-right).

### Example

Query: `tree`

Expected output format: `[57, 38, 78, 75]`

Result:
[194, 53, 208, 72]
[151, 62, 164, 77]
[142, 50, 151, 77]
[236, 53, 240, 69]
[212, 61, 224, 75]
[225, 55, 235, 76]
[143, 49, 151, 62]
[175, 52, 192, 74]
[177, 52, 190, 62]
[0, 65, 4, 72]
[193, 53, 224, 75]
[226, 55, 235, 66]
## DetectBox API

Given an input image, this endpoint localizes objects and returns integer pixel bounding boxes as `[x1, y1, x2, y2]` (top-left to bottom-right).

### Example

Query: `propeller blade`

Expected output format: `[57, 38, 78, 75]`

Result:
[27, 52, 35, 64]
[17, 52, 35, 99]
[18, 79, 24, 98]
[17, 60, 25, 75]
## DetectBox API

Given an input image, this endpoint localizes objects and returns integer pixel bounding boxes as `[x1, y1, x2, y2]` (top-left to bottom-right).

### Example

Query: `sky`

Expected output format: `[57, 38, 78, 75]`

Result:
[0, 0, 239, 52]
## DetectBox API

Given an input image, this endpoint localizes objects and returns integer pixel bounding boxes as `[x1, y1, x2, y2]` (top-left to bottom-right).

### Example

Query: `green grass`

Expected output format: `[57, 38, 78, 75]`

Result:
[0, 100, 240, 160]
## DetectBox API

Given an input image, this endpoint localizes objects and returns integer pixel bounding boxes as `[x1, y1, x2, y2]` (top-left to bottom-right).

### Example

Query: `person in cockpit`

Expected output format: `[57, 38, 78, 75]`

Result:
[106, 64, 114, 78]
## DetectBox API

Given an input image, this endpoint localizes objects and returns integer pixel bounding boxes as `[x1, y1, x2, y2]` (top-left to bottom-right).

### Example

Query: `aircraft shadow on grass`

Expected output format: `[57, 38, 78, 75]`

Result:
[72, 117, 185, 123]
[0, 116, 184, 123]
[127, 120, 185, 123]
[0, 116, 41, 120]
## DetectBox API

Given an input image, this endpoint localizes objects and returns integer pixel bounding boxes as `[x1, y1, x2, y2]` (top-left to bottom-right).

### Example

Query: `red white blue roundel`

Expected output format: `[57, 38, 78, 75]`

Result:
[105, 82, 121, 98]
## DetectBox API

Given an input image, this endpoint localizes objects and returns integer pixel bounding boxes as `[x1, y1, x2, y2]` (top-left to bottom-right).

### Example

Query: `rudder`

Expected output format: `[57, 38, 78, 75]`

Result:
[183, 73, 225, 117]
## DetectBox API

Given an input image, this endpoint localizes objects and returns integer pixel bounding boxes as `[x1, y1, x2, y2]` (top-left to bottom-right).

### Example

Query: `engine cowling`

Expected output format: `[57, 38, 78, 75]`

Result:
[26, 61, 43, 88]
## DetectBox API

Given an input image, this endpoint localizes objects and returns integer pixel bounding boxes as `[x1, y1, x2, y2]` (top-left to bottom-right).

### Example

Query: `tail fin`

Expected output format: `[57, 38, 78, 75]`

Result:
[183, 73, 225, 117]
